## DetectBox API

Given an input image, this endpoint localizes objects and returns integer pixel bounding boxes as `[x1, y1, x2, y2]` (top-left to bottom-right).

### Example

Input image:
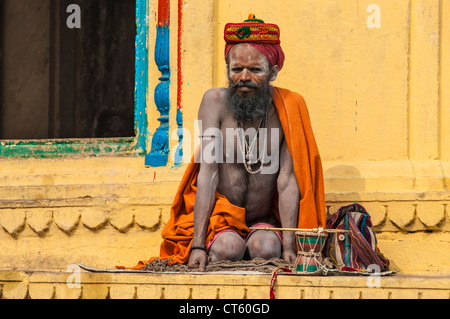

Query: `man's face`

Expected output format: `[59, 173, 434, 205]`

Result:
[227, 44, 272, 97]
[226, 44, 278, 124]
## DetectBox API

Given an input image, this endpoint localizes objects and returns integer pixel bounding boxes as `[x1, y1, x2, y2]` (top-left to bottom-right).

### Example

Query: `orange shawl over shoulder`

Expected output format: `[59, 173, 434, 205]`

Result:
[117, 87, 326, 270]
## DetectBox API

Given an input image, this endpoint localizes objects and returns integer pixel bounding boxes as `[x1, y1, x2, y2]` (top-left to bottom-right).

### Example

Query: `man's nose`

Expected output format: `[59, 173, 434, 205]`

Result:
[239, 68, 251, 82]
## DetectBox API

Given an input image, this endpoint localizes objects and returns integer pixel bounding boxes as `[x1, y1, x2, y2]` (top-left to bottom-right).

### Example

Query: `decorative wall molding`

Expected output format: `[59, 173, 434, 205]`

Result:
[326, 200, 449, 233]
[0, 204, 170, 238]
[0, 197, 448, 238]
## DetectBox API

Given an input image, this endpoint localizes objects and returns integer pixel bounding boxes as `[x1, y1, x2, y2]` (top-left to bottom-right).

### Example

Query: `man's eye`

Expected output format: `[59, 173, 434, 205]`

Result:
[232, 68, 243, 72]
[250, 68, 262, 72]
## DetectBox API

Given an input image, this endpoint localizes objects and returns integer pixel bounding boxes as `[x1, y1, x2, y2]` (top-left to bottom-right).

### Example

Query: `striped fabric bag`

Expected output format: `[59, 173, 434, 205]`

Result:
[324, 203, 390, 272]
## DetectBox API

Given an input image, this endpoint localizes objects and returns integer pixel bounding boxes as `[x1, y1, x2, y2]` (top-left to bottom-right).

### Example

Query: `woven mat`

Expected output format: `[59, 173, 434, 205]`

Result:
[142, 258, 293, 273]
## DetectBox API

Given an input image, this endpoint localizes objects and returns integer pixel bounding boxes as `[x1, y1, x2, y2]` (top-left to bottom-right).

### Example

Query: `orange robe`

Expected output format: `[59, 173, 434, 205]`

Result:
[117, 87, 326, 270]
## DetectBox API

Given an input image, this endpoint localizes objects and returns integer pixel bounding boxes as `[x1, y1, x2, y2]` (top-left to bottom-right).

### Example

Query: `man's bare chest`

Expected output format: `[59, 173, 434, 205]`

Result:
[214, 107, 285, 210]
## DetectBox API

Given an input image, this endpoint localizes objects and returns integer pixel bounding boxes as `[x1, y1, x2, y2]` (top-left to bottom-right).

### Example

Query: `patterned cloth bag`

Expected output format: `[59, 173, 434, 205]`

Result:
[323, 203, 390, 272]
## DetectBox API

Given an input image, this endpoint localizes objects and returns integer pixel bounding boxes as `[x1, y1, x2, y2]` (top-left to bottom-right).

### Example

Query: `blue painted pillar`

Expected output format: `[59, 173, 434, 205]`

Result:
[145, 0, 171, 167]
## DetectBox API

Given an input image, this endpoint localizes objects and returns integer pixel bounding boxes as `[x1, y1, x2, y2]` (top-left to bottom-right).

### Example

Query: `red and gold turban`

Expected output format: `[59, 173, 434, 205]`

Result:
[224, 14, 285, 70]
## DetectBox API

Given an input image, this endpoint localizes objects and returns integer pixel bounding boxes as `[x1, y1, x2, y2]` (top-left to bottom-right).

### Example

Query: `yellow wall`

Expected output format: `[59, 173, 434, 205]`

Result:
[174, 0, 449, 192]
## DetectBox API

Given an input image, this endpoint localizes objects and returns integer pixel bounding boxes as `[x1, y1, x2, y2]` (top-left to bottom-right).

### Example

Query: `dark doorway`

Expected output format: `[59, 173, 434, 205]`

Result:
[0, 0, 136, 139]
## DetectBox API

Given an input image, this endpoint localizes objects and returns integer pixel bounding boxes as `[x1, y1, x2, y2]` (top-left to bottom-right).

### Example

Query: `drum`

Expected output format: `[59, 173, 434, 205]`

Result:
[294, 231, 328, 274]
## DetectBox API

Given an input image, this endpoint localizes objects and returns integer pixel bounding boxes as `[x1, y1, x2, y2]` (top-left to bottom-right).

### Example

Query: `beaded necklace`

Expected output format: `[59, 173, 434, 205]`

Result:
[236, 106, 270, 174]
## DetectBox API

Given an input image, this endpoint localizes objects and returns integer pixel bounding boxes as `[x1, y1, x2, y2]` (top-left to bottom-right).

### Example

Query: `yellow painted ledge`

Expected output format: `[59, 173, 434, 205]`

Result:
[0, 271, 449, 299]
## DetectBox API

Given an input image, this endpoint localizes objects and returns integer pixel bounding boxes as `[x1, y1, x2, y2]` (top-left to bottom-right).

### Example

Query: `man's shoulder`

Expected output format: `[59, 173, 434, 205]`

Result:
[198, 88, 228, 119]
[202, 87, 227, 103]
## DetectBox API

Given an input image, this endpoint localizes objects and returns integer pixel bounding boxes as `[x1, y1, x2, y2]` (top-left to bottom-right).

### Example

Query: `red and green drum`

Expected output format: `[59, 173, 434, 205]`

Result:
[294, 231, 328, 274]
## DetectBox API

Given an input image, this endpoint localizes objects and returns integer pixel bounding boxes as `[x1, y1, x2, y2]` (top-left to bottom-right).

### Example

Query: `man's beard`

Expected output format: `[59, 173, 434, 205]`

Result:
[226, 78, 273, 125]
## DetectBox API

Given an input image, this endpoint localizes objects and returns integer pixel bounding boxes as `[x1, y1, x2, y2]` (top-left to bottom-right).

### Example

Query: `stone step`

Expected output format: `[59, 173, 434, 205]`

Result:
[0, 271, 448, 299]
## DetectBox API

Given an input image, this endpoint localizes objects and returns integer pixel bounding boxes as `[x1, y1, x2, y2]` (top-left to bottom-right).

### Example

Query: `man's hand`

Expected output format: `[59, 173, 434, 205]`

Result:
[282, 248, 297, 263]
[281, 231, 297, 263]
[188, 249, 208, 272]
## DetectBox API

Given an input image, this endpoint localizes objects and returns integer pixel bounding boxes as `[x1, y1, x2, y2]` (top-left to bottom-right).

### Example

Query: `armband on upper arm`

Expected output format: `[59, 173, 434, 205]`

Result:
[198, 135, 217, 140]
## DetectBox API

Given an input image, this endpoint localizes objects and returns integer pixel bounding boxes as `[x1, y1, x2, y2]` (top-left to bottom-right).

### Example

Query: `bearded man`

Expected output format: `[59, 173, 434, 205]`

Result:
[118, 15, 326, 272]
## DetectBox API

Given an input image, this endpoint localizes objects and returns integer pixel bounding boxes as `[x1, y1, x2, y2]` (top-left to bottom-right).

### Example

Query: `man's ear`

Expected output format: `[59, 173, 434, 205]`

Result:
[269, 65, 280, 81]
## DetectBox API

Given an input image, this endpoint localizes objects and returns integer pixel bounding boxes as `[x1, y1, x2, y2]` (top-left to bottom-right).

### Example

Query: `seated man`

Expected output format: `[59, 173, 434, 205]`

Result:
[118, 15, 326, 272]
[190, 22, 300, 270]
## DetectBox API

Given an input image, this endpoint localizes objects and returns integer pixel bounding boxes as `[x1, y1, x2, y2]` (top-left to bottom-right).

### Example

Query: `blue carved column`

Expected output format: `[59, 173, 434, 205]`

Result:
[145, 0, 170, 167]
